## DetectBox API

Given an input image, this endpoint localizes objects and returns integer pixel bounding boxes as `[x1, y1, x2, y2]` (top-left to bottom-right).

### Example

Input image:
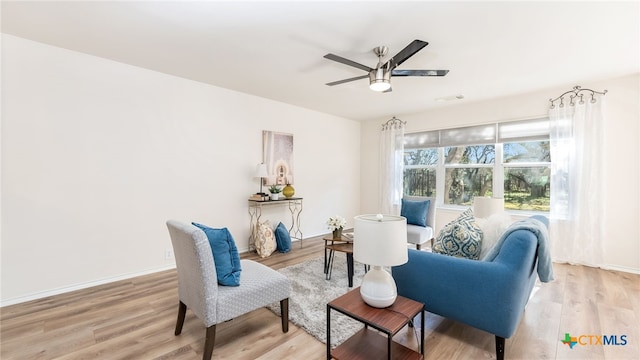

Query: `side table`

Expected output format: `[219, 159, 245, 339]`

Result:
[325, 242, 354, 287]
[323, 235, 353, 281]
[326, 287, 425, 360]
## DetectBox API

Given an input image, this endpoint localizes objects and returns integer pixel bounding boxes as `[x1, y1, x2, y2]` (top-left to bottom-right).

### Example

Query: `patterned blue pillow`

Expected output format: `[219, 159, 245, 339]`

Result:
[401, 199, 430, 227]
[433, 208, 483, 260]
[274, 222, 291, 253]
[192, 223, 242, 286]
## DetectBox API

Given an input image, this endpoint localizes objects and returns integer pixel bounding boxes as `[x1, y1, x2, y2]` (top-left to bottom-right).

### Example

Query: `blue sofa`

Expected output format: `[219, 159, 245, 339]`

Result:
[392, 216, 550, 360]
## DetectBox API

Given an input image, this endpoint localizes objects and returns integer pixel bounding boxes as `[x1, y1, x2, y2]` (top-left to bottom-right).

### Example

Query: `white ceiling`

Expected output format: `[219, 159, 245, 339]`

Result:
[2, 1, 639, 121]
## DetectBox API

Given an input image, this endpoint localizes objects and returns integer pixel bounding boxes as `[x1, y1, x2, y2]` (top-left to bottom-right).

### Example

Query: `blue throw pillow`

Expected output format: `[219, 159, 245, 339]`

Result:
[192, 223, 242, 286]
[401, 199, 430, 227]
[274, 222, 291, 253]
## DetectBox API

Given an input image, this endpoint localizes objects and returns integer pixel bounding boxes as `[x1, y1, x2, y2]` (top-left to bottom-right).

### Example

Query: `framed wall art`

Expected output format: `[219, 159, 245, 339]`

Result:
[262, 130, 294, 186]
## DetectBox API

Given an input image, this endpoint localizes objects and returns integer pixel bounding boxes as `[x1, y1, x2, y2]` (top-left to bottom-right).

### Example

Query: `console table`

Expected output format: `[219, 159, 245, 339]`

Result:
[248, 197, 303, 250]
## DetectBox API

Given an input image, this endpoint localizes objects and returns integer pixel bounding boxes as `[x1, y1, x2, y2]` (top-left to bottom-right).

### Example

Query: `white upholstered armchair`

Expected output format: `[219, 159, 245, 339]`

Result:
[166, 220, 290, 360]
[401, 196, 436, 250]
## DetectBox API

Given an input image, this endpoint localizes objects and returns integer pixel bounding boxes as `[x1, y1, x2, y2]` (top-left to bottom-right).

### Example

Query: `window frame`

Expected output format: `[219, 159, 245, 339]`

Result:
[403, 118, 550, 213]
[502, 141, 551, 212]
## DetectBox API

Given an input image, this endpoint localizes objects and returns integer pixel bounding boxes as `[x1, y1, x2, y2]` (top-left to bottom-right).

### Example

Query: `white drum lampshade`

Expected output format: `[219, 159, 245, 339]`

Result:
[254, 163, 268, 195]
[354, 214, 408, 308]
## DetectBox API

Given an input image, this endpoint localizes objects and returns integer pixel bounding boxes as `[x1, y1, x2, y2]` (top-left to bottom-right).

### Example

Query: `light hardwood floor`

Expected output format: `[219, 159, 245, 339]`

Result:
[1, 237, 639, 359]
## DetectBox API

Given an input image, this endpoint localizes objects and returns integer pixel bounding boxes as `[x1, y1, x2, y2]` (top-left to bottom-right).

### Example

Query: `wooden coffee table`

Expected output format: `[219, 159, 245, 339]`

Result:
[326, 287, 425, 359]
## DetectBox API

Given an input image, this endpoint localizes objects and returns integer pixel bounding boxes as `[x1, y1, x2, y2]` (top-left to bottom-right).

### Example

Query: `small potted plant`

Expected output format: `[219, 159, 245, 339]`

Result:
[268, 185, 282, 200]
[327, 215, 347, 239]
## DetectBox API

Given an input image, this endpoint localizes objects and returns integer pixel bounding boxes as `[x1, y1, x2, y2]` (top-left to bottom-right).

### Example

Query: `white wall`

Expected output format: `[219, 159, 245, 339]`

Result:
[3, 34, 637, 306]
[361, 73, 640, 274]
[1, 35, 361, 305]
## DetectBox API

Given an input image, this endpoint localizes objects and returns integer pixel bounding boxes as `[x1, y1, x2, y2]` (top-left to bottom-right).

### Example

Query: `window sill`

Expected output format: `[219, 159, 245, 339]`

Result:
[435, 204, 549, 217]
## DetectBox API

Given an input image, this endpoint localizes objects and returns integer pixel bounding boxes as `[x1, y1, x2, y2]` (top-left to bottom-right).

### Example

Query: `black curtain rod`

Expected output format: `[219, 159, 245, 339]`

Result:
[549, 85, 607, 109]
[382, 116, 406, 130]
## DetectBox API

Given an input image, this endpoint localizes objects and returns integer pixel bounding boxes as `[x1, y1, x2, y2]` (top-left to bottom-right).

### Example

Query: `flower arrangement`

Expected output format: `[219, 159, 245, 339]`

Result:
[326, 215, 346, 231]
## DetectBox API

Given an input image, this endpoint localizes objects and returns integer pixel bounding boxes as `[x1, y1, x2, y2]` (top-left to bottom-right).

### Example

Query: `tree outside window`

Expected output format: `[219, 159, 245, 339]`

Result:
[503, 141, 550, 211]
[404, 148, 436, 197]
[403, 141, 550, 212]
[444, 145, 495, 205]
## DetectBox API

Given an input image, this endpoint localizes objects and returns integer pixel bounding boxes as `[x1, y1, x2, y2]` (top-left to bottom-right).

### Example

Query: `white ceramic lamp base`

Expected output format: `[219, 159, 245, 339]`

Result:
[359, 266, 397, 308]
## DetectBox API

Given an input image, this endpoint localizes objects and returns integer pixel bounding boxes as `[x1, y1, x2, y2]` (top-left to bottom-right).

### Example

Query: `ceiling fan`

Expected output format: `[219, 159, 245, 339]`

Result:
[323, 39, 448, 92]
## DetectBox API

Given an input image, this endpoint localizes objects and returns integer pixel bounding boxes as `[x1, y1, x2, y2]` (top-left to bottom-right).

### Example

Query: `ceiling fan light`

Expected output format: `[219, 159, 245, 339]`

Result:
[370, 80, 391, 92]
[369, 68, 391, 92]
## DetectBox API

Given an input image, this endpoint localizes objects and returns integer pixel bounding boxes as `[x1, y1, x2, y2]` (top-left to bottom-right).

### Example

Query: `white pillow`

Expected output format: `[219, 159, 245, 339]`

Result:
[255, 220, 277, 258]
[476, 212, 514, 259]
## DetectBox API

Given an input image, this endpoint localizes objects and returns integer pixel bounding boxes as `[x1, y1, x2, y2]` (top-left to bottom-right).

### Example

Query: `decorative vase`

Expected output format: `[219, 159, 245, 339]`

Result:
[283, 184, 295, 198]
[332, 228, 343, 239]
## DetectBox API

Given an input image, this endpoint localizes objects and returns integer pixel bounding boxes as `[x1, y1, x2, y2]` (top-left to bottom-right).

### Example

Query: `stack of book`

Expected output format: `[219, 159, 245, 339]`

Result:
[249, 194, 268, 201]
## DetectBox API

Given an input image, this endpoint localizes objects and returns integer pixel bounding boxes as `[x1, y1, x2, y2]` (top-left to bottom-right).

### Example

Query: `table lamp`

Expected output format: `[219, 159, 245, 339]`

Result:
[254, 163, 268, 196]
[473, 197, 505, 218]
[354, 214, 408, 308]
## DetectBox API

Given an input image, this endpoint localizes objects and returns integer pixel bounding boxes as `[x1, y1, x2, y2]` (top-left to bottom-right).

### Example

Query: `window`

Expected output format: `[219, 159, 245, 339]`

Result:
[444, 145, 495, 205]
[503, 141, 551, 211]
[404, 148, 437, 196]
[403, 118, 550, 212]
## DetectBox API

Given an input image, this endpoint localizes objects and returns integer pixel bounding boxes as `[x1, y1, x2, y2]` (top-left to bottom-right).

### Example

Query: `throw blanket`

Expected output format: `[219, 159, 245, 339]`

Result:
[482, 217, 555, 282]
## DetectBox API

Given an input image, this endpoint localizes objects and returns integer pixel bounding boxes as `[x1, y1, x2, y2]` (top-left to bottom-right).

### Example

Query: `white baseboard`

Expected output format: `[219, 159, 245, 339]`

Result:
[0, 264, 177, 308]
[602, 264, 640, 275]
[2, 235, 316, 306]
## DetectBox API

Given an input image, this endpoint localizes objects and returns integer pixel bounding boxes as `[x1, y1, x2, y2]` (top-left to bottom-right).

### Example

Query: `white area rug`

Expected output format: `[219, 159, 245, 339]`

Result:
[267, 255, 367, 348]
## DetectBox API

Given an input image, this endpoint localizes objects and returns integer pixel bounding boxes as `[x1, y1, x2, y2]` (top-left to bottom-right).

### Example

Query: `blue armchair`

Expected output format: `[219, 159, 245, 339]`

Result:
[392, 216, 550, 360]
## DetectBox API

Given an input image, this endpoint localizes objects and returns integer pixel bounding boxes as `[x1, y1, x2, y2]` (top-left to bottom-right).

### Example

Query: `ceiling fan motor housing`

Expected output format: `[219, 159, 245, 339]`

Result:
[369, 67, 391, 91]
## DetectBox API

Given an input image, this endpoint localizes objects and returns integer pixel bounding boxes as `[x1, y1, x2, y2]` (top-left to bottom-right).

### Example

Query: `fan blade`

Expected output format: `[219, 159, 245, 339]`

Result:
[324, 53, 373, 72]
[326, 74, 369, 86]
[391, 69, 449, 77]
[388, 40, 429, 69]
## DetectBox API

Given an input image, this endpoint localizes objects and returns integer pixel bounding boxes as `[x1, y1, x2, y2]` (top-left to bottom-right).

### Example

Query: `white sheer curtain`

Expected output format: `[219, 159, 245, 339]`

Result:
[380, 118, 405, 215]
[549, 96, 606, 267]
